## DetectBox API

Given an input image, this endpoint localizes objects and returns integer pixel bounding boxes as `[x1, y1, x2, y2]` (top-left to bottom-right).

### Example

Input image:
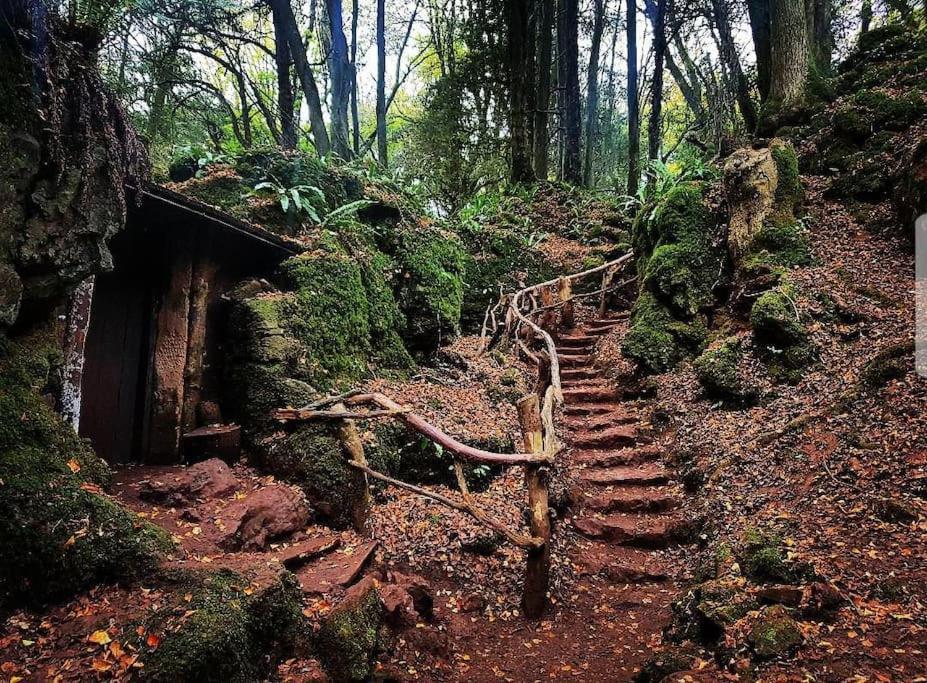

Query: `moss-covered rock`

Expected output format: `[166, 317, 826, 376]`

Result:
[389, 226, 466, 353]
[744, 216, 813, 270]
[625, 182, 720, 373]
[262, 423, 366, 528]
[769, 139, 803, 214]
[669, 575, 760, 643]
[739, 527, 810, 584]
[859, 341, 913, 390]
[746, 605, 803, 659]
[694, 337, 759, 404]
[623, 293, 708, 374]
[0, 328, 170, 606]
[143, 569, 306, 682]
[318, 576, 383, 681]
[750, 289, 807, 346]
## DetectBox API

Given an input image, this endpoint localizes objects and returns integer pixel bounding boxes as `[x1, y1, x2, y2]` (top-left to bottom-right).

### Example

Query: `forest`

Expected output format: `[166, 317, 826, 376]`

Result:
[0, 0, 926, 680]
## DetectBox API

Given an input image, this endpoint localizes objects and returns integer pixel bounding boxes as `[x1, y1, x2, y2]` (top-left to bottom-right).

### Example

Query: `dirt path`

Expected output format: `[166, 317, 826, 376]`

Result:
[409, 314, 698, 682]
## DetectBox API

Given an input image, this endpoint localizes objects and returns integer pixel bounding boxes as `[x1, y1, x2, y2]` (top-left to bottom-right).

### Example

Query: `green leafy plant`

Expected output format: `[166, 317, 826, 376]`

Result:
[250, 177, 326, 221]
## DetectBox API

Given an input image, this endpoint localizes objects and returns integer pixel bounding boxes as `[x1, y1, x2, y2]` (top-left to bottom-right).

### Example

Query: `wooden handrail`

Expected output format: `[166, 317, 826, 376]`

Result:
[275, 391, 553, 465]
[274, 248, 633, 618]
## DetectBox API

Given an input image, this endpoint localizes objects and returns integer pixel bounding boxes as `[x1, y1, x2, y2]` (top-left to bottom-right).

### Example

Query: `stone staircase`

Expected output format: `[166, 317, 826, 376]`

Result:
[559, 315, 695, 575]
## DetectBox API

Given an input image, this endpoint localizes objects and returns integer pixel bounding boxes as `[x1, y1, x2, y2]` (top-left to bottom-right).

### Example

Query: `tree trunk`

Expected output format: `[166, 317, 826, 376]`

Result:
[860, 0, 872, 33]
[626, 0, 640, 197]
[582, 0, 606, 186]
[807, 0, 832, 75]
[558, 0, 582, 184]
[646, 0, 666, 163]
[533, 0, 554, 178]
[271, 3, 297, 150]
[269, 0, 331, 156]
[376, 0, 388, 167]
[508, 0, 535, 183]
[711, 0, 758, 132]
[768, 0, 808, 113]
[665, 48, 703, 119]
[327, 0, 353, 159]
[350, 0, 360, 154]
[746, 0, 772, 101]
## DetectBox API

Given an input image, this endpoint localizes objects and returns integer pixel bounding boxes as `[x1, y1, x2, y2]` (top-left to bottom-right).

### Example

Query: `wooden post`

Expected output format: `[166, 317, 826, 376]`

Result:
[558, 276, 574, 329]
[517, 393, 551, 619]
[539, 285, 556, 332]
[535, 352, 551, 398]
[333, 403, 371, 532]
[181, 253, 217, 432]
[598, 266, 615, 318]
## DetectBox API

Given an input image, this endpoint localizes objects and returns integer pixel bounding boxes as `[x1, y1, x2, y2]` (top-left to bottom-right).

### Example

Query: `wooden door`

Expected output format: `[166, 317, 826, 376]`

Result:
[79, 246, 152, 465]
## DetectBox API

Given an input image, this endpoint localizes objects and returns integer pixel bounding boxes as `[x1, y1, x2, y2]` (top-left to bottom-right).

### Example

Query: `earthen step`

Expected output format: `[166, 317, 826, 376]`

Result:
[563, 410, 638, 430]
[559, 354, 594, 368]
[572, 513, 695, 548]
[557, 335, 598, 347]
[578, 463, 669, 486]
[573, 544, 673, 582]
[561, 378, 612, 389]
[560, 367, 600, 381]
[579, 486, 683, 514]
[571, 446, 662, 468]
[563, 402, 623, 416]
[590, 314, 629, 325]
[562, 385, 622, 403]
[571, 425, 646, 449]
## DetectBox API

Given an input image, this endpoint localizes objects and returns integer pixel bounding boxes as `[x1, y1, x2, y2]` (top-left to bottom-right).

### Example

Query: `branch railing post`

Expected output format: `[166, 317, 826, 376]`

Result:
[558, 276, 574, 329]
[333, 403, 371, 532]
[517, 393, 551, 619]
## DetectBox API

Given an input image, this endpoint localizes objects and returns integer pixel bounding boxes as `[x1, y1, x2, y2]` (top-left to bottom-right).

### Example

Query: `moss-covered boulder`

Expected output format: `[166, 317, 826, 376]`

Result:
[746, 605, 803, 659]
[0, 328, 170, 606]
[623, 292, 707, 374]
[739, 527, 810, 584]
[750, 287, 814, 379]
[669, 575, 760, 643]
[694, 337, 759, 404]
[318, 576, 383, 681]
[624, 183, 721, 373]
[143, 569, 307, 682]
[387, 225, 466, 353]
[261, 423, 367, 528]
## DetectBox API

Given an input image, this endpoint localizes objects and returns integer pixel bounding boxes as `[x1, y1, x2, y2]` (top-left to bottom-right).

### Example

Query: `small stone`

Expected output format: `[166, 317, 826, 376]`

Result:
[388, 571, 433, 619]
[218, 484, 310, 550]
[755, 585, 804, 607]
[801, 582, 845, 620]
[379, 584, 416, 626]
[747, 605, 803, 659]
[874, 496, 918, 523]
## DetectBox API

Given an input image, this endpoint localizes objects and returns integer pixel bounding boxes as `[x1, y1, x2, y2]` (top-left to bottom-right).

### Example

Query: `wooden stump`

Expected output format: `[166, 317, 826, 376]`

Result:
[558, 276, 575, 329]
[182, 424, 241, 464]
[517, 394, 551, 619]
[333, 403, 371, 533]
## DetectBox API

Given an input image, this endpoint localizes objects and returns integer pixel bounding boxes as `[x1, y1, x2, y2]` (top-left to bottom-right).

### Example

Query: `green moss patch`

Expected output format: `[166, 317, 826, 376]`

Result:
[747, 605, 803, 659]
[750, 286, 816, 384]
[318, 576, 383, 681]
[745, 216, 813, 270]
[623, 292, 707, 374]
[626, 183, 721, 373]
[143, 569, 306, 682]
[694, 337, 759, 404]
[0, 329, 170, 606]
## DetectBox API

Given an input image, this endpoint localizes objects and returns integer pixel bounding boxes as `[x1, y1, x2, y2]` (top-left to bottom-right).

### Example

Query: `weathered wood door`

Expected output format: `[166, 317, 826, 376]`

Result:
[79, 238, 153, 464]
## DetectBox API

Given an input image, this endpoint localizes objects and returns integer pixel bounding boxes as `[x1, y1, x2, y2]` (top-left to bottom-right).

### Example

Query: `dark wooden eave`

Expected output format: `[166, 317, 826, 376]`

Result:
[127, 182, 302, 257]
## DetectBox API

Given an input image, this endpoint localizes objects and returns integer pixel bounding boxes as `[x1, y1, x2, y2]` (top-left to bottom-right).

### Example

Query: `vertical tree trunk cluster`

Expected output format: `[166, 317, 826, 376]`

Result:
[558, 0, 582, 184]
[626, 0, 640, 196]
[376, 0, 388, 168]
[582, 0, 606, 186]
[507, 0, 535, 183]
